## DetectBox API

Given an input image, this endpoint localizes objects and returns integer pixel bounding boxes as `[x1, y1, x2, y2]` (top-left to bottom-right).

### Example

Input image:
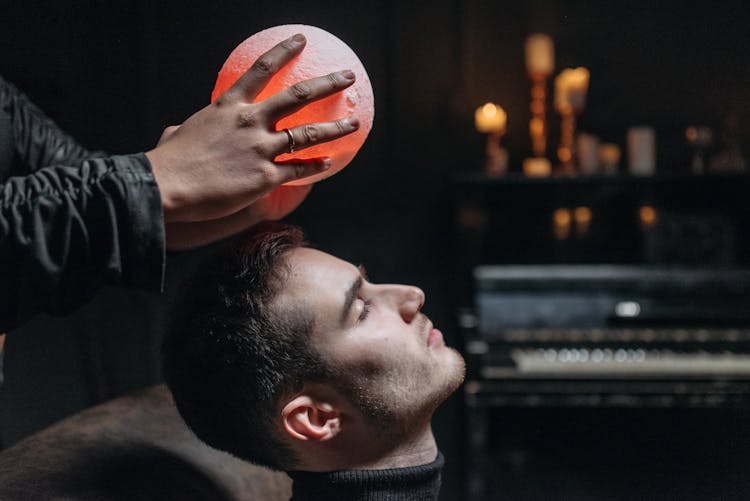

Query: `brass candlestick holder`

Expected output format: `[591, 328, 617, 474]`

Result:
[530, 75, 549, 158]
[556, 108, 577, 175]
[554, 67, 589, 176]
[525, 34, 554, 176]
[484, 131, 508, 177]
[475, 103, 508, 177]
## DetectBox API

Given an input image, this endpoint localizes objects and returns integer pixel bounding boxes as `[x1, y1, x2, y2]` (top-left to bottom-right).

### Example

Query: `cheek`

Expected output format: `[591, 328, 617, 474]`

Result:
[365, 323, 420, 359]
[339, 337, 395, 368]
[331, 331, 413, 371]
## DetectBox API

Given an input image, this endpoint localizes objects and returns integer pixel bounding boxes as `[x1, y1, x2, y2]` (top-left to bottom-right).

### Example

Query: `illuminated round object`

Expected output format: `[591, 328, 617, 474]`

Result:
[213, 24, 374, 185]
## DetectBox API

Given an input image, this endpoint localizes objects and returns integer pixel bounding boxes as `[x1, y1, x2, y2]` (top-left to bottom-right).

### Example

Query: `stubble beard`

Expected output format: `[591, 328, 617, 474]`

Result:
[336, 345, 466, 447]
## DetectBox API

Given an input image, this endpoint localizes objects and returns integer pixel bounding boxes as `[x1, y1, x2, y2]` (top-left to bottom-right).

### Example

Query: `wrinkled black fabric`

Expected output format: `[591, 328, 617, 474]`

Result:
[0, 78, 95, 178]
[0, 75, 165, 332]
[288, 452, 444, 501]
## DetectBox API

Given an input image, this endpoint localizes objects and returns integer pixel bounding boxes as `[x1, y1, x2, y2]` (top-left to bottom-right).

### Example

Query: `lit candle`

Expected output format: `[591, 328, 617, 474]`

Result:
[525, 34, 554, 77]
[554, 67, 590, 114]
[474, 103, 507, 134]
[597, 143, 621, 174]
[523, 157, 552, 177]
[554, 73, 570, 113]
[639, 205, 658, 229]
[566, 68, 589, 111]
[574, 206, 592, 235]
[553, 208, 572, 240]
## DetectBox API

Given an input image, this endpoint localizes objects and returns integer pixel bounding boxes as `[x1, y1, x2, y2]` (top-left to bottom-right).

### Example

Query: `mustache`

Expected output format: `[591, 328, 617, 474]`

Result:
[416, 313, 429, 337]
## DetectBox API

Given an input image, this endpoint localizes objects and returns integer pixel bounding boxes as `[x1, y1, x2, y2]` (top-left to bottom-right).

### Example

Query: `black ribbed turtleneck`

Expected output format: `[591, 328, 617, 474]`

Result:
[287, 452, 444, 501]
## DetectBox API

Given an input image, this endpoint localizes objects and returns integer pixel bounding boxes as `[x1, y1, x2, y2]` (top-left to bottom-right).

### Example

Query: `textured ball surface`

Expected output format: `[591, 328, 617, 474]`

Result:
[213, 24, 374, 185]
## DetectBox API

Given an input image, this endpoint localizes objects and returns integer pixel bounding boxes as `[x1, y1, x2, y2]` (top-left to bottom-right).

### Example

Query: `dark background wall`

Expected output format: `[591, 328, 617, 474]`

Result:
[1, 1, 748, 498]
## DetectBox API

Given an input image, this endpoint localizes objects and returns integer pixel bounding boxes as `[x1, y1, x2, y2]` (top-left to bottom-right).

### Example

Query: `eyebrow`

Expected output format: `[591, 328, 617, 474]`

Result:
[340, 265, 368, 326]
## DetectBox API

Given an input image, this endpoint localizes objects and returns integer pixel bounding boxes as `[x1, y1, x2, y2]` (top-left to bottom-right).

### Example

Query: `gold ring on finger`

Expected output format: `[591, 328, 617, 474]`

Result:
[283, 128, 296, 153]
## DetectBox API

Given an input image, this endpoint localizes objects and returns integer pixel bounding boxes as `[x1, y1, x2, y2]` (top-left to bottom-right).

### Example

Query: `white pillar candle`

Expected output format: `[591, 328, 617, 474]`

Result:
[525, 34, 554, 77]
[577, 133, 600, 174]
[627, 126, 656, 176]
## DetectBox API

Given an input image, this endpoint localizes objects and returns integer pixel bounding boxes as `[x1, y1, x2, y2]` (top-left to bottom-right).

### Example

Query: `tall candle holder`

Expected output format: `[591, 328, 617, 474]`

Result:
[554, 67, 590, 175]
[525, 34, 554, 159]
[475, 103, 508, 176]
[556, 107, 577, 175]
[530, 79, 547, 157]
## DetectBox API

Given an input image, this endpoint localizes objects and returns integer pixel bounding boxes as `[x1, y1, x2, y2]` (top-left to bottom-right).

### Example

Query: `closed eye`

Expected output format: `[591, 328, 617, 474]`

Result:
[359, 299, 372, 322]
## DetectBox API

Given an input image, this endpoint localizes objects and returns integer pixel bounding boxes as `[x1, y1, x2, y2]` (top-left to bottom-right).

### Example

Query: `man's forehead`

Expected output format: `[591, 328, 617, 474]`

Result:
[284, 247, 358, 284]
[274, 248, 358, 331]
[276, 247, 362, 305]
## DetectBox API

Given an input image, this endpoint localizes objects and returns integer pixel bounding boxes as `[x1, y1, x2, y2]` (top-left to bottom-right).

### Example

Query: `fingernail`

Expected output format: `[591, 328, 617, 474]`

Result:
[321, 158, 332, 169]
[347, 116, 360, 129]
[341, 69, 355, 80]
[292, 33, 306, 44]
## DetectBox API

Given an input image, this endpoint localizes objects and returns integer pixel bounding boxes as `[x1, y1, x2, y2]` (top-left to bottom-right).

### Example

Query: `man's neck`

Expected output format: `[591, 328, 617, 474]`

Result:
[295, 422, 438, 472]
[352, 425, 437, 470]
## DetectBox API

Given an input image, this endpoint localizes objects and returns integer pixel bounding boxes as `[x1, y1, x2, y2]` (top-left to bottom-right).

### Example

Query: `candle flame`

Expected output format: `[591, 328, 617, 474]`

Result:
[475, 102, 507, 134]
[553, 208, 572, 240]
[555, 67, 590, 113]
[574, 206, 592, 226]
[639, 206, 658, 228]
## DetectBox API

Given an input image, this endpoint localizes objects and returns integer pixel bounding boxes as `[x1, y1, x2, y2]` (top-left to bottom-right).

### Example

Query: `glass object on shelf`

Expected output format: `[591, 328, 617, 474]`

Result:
[709, 114, 746, 173]
[685, 126, 713, 174]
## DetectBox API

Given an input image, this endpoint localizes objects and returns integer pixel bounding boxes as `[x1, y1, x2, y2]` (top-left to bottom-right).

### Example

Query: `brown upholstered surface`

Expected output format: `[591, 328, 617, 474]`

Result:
[0, 384, 291, 500]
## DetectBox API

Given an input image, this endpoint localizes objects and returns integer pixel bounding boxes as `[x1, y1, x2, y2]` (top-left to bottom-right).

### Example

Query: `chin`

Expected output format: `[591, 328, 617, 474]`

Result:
[448, 353, 467, 392]
[441, 347, 466, 384]
[426, 350, 466, 410]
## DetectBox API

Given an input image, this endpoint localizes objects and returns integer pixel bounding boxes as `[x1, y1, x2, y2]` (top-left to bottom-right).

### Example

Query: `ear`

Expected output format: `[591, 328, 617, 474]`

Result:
[281, 395, 341, 442]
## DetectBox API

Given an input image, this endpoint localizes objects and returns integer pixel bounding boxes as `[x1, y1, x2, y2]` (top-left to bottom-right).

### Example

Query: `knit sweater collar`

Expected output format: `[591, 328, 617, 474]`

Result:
[287, 451, 444, 501]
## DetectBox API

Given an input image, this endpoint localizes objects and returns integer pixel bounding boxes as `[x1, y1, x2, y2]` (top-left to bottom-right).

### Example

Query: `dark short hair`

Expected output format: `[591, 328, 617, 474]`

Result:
[162, 223, 332, 470]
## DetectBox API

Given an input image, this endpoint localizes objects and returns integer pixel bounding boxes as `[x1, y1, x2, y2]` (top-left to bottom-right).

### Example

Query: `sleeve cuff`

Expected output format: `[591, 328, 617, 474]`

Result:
[110, 153, 166, 292]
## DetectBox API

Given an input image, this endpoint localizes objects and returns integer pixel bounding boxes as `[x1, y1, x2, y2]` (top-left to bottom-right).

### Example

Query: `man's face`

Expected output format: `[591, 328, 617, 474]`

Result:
[277, 248, 465, 429]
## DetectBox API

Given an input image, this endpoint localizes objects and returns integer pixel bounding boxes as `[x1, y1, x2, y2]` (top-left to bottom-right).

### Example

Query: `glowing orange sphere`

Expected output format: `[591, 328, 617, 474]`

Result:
[212, 24, 374, 185]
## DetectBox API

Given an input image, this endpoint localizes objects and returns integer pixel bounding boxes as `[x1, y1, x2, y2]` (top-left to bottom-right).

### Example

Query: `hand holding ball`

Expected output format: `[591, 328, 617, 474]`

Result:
[213, 25, 374, 185]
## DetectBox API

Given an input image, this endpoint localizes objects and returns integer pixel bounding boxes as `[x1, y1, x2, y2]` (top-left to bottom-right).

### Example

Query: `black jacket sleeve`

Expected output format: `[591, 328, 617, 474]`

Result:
[0, 76, 165, 332]
[0, 76, 100, 178]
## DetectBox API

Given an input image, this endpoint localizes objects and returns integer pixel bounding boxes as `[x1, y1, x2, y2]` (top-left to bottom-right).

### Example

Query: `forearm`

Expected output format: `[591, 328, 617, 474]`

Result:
[0, 154, 165, 331]
[165, 209, 265, 251]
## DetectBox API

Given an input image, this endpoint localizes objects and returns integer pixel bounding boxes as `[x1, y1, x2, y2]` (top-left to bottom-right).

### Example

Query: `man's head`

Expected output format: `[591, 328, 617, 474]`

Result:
[162, 223, 464, 472]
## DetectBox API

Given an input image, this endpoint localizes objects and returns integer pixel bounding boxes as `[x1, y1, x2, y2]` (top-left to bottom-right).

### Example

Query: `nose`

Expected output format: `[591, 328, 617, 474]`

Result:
[382, 284, 425, 323]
